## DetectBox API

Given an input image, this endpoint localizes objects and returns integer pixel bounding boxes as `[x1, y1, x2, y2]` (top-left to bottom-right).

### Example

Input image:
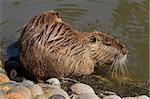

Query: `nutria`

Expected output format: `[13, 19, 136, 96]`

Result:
[19, 10, 127, 80]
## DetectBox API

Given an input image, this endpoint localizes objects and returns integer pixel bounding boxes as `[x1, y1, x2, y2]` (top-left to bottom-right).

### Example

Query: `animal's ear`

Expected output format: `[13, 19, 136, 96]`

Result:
[89, 36, 96, 43]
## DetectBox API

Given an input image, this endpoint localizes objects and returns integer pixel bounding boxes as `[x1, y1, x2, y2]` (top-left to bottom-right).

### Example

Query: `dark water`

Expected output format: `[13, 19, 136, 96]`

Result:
[0, 0, 149, 81]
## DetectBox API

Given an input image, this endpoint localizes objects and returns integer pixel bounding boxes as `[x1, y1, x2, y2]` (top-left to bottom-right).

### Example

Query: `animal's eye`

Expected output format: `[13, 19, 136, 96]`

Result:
[56, 12, 60, 18]
[89, 36, 96, 43]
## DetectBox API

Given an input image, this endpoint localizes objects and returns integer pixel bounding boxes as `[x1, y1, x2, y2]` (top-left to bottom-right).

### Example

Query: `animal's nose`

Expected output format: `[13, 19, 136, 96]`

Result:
[119, 44, 127, 55]
[122, 48, 128, 55]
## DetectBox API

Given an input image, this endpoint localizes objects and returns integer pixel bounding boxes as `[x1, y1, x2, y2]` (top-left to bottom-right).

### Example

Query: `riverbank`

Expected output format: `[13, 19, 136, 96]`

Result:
[0, 59, 149, 99]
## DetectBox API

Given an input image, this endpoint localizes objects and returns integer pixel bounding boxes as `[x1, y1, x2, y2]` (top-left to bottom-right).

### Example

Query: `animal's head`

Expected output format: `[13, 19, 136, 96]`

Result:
[82, 32, 128, 77]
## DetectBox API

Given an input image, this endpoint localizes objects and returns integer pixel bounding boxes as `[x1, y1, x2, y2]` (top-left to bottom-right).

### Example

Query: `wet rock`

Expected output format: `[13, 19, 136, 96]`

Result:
[71, 83, 95, 94]
[77, 93, 100, 99]
[29, 84, 43, 98]
[35, 94, 46, 99]
[7, 86, 32, 99]
[47, 78, 60, 88]
[102, 95, 121, 99]
[44, 85, 70, 99]
[0, 73, 10, 83]
[49, 94, 67, 99]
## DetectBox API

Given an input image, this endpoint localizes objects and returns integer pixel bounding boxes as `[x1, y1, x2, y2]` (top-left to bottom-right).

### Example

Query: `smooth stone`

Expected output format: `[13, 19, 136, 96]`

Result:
[49, 94, 66, 99]
[103, 95, 121, 99]
[0, 73, 10, 83]
[21, 80, 34, 87]
[29, 84, 43, 98]
[71, 83, 95, 94]
[136, 95, 149, 99]
[46, 78, 60, 88]
[77, 93, 100, 99]
[122, 95, 149, 99]
[6, 92, 23, 99]
[7, 86, 32, 99]
[35, 94, 46, 99]
[0, 90, 6, 99]
[44, 86, 70, 99]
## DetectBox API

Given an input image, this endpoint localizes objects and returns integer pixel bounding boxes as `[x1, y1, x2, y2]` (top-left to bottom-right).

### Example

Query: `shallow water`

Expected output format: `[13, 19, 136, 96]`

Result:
[0, 0, 149, 81]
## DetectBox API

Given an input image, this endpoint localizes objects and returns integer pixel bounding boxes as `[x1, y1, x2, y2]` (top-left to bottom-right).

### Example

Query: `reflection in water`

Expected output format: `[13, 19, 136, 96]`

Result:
[111, 0, 149, 81]
[55, 4, 88, 24]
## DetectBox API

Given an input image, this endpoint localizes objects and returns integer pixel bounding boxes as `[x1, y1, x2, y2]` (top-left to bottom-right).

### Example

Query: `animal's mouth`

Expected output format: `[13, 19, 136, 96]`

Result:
[106, 54, 128, 78]
[96, 53, 128, 78]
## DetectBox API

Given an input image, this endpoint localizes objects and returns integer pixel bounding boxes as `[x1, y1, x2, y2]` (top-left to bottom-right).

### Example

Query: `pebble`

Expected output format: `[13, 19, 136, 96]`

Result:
[102, 95, 121, 99]
[135, 95, 150, 99]
[0, 73, 10, 83]
[35, 94, 46, 99]
[6, 92, 23, 99]
[47, 78, 61, 88]
[77, 93, 100, 99]
[29, 84, 43, 98]
[71, 83, 95, 95]
[122, 95, 150, 99]
[49, 94, 67, 99]
[7, 86, 32, 99]
[44, 85, 70, 99]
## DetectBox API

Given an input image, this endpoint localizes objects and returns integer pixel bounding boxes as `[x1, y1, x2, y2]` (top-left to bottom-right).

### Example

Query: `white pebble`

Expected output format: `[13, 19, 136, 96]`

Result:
[29, 84, 43, 98]
[135, 95, 149, 99]
[71, 83, 95, 95]
[47, 78, 60, 87]
[35, 95, 46, 99]
[103, 95, 121, 99]
[45, 86, 70, 99]
[77, 93, 100, 99]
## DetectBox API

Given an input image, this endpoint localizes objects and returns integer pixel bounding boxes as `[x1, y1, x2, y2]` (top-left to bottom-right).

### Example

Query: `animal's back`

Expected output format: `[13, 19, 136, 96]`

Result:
[19, 11, 93, 80]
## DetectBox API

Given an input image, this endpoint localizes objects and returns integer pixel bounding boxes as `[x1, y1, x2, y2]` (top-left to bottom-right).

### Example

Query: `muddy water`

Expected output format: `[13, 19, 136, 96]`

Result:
[0, 0, 149, 81]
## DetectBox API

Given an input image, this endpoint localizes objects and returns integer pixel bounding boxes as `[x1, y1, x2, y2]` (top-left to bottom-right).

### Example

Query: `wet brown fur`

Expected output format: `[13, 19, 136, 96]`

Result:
[19, 10, 127, 80]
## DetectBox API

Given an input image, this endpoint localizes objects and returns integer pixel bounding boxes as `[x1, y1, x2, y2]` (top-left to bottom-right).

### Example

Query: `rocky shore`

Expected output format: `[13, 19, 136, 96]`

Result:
[0, 59, 149, 99]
